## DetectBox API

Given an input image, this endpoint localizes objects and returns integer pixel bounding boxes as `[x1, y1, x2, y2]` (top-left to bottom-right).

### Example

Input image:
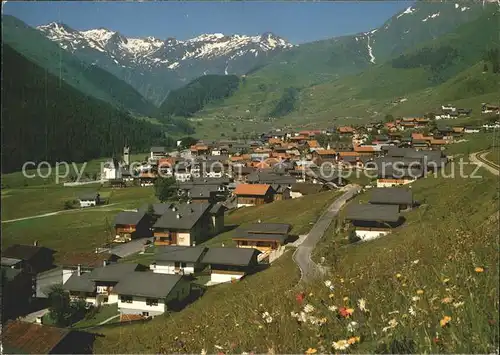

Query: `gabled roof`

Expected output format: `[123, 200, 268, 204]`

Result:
[56, 252, 119, 268]
[291, 183, 327, 195]
[151, 146, 166, 153]
[315, 149, 337, 155]
[201, 247, 261, 266]
[114, 211, 147, 226]
[1, 321, 71, 354]
[153, 202, 212, 230]
[113, 272, 183, 298]
[2, 244, 54, 261]
[155, 246, 207, 263]
[233, 183, 272, 196]
[87, 263, 139, 282]
[369, 188, 413, 206]
[63, 272, 95, 292]
[345, 204, 400, 223]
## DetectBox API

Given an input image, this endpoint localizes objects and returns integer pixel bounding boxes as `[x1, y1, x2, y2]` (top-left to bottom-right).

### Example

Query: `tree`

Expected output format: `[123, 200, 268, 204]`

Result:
[178, 136, 198, 150]
[384, 114, 394, 123]
[48, 285, 73, 327]
[154, 177, 177, 202]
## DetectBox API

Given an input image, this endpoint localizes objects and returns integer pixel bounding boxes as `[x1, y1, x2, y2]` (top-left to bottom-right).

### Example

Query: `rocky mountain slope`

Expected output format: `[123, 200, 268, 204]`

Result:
[37, 23, 293, 105]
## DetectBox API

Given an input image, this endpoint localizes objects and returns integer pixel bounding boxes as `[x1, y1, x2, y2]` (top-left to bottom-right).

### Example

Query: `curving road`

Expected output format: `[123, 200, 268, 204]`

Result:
[470, 150, 499, 176]
[293, 185, 360, 282]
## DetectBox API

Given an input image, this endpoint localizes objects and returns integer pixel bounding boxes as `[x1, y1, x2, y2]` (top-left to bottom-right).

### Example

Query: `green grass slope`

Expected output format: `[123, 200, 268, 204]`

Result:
[2, 43, 166, 173]
[2, 15, 157, 117]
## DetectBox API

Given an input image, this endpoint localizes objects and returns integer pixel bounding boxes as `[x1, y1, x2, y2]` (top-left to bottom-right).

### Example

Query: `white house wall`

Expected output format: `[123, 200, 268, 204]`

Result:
[150, 262, 196, 275]
[355, 229, 389, 241]
[210, 272, 245, 284]
[118, 296, 166, 316]
[290, 191, 304, 199]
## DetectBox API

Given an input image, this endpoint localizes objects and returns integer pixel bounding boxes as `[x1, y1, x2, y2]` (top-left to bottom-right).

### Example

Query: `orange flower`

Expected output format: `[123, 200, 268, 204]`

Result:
[305, 348, 317, 354]
[441, 297, 453, 304]
[339, 307, 354, 318]
[474, 266, 484, 273]
[347, 336, 360, 345]
[440, 315, 452, 327]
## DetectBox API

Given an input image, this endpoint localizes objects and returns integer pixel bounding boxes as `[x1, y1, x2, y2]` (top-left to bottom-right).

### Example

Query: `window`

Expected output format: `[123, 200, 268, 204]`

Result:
[120, 295, 133, 303]
[180, 262, 187, 268]
[174, 262, 181, 268]
[103, 297, 109, 303]
[146, 298, 158, 306]
[142, 312, 149, 317]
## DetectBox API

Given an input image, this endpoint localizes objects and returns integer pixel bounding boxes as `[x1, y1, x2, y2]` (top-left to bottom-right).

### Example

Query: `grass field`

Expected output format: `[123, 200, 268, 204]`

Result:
[486, 147, 500, 166]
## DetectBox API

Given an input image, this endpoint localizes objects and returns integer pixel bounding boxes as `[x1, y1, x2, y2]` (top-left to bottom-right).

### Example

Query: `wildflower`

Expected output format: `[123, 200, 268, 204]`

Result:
[305, 348, 317, 354]
[416, 289, 425, 295]
[409, 306, 416, 316]
[328, 293, 335, 299]
[332, 340, 350, 350]
[388, 318, 398, 328]
[474, 266, 484, 273]
[452, 301, 464, 308]
[413, 259, 420, 264]
[441, 297, 453, 304]
[319, 317, 328, 325]
[396, 273, 402, 278]
[309, 292, 314, 297]
[433, 337, 440, 344]
[347, 336, 360, 345]
[296, 292, 306, 305]
[412, 296, 420, 302]
[340, 278, 344, 283]
[347, 321, 359, 333]
[388, 310, 400, 315]
[440, 315, 452, 327]
[339, 307, 354, 318]
[328, 305, 338, 312]
[442, 278, 450, 284]
[262, 311, 270, 318]
[304, 304, 315, 313]
[343, 296, 349, 301]
[291, 311, 299, 318]
[324, 280, 332, 288]
[265, 316, 273, 324]
[201, 349, 207, 355]
[215, 345, 223, 350]
[357, 298, 368, 312]
[258, 325, 263, 329]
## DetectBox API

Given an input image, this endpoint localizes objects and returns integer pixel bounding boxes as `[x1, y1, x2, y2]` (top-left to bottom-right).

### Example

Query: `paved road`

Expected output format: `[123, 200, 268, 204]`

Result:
[109, 237, 153, 258]
[470, 151, 499, 176]
[293, 185, 360, 282]
[2, 203, 121, 224]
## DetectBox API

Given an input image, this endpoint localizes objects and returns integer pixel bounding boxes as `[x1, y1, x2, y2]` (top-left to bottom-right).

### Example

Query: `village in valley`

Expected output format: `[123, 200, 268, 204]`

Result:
[2, 96, 499, 352]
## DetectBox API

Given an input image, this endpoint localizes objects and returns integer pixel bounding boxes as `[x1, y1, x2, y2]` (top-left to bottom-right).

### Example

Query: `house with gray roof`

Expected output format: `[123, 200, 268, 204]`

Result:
[150, 246, 208, 275]
[201, 247, 261, 285]
[152, 202, 223, 247]
[78, 192, 100, 208]
[113, 272, 191, 317]
[113, 211, 151, 242]
[368, 188, 414, 211]
[232, 223, 291, 253]
[345, 204, 403, 241]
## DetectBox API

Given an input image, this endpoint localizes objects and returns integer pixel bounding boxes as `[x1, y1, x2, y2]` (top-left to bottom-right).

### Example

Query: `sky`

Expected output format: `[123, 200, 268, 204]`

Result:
[3, 1, 414, 44]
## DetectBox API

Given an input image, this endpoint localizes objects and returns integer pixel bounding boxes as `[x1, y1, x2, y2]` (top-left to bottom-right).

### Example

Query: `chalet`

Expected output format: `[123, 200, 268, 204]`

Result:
[368, 188, 413, 211]
[150, 146, 166, 161]
[1, 320, 96, 354]
[78, 192, 100, 208]
[353, 145, 378, 157]
[345, 204, 402, 241]
[138, 172, 156, 187]
[187, 186, 218, 204]
[190, 144, 209, 156]
[108, 178, 126, 188]
[430, 139, 447, 149]
[63, 263, 144, 306]
[114, 272, 191, 318]
[201, 247, 261, 284]
[232, 223, 291, 253]
[412, 139, 430, 150]
[2, 243, 55, 274]
[464, 126, 481, 133]
[312, 149, 337, 163]
[307, 140, 320, 150]
[457, 108, 472, 116]
[246, 171, 296, 186]
[271, 183, 291, 201]
[338, 126, 355, 135]
[233, 183, 275, 207]
[36, 252, 120, 298]
[482, 103, 500, 114]
[113, 211, 151, 243]
[290, 183, 329, 198]
[150, 246, 206, 276]
[152, 202, 222, 246]
[173, 162, 191, 182]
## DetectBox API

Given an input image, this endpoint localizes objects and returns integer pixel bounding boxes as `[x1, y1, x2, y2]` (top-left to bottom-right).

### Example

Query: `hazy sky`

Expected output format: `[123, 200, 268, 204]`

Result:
[4, 1, 414, 44]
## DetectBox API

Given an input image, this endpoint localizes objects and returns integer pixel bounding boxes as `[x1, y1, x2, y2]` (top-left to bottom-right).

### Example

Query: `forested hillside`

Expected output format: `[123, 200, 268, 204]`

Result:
[158, 75, 240, 118]
[2, 15, 157, 117]
[1, 44, 169, 173]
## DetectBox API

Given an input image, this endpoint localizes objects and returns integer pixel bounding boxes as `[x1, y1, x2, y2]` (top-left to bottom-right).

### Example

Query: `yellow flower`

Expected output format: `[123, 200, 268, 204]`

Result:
[396, 273, 402, 278]
[346, 308, 355, 315]
[309, 292, 314, 296]
[328, 293, 335, 299]
[442, 278, 450, 283]
[340, 278, 345, 283]
[343, 296, 349, 301]
[305, 348, 317, 354]
[440, 315, 452, 327]
[474, 266, 484, 273]
[441, 297, 453, 304]
[416, 289, 425, 295]
[347, 337, 358, 345]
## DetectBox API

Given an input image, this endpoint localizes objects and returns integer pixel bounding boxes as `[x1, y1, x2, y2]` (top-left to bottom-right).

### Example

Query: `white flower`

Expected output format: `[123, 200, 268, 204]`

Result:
[347, 321, 359, 333]
[298, 312, 308, 323]
[290, 311, 299, 318]
[332, 340, 350, 350]
[262, 311, 270, 318]
[357, 298, 367, 312]
[453, 301, 465, 308]
[412, 296, 420, 302]
[265, 316, 273, 324]
[324, 280, 333, 288]
[328, 305, 338, 312]
[388, 318, 398, 327]
[303, 304, 315, 313]
[409, 306, 416, 316]
[413, 259, 420, 264]
[201, 349, 207, 355]
[214, 345, 223, 350]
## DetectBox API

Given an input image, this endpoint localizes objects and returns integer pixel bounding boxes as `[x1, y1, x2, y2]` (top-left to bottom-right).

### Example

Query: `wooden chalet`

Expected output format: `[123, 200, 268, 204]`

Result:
[233, 184, 275, 207]
[345, 204, 403, 241]
[232, 223, 291, 253]
[113, 211, 151, 242]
